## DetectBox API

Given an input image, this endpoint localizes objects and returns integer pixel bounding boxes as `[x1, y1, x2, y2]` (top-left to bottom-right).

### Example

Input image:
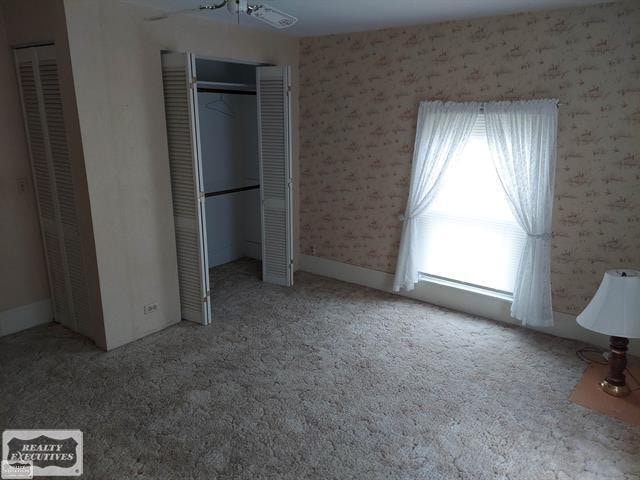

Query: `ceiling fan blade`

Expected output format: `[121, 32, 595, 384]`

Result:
[249, 4, 297, 29]
[145, 1, 229, 22]
[144, 6, 202, 22]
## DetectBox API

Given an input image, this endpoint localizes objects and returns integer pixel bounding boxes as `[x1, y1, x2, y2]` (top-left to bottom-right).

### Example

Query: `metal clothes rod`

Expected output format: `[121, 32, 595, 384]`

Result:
[197, 87, 256, 96]
[204, 184, 260, 198]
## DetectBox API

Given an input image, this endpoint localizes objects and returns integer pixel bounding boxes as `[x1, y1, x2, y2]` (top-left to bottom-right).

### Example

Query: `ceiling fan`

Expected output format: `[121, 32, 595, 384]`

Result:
[145, 0, 298, 29]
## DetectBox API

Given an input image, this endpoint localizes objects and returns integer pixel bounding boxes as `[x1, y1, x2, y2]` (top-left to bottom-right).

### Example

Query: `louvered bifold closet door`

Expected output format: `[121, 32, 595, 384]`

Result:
[161, 52, 211, 325]
[14, 45, 88, 331]
[38, 48, 91, 331]
[14, 47, 69, 327]
[257, 66, 293, 286]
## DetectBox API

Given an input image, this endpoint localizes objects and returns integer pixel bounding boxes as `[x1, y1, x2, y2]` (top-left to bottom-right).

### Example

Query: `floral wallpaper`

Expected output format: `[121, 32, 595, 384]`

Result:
[299, 0, 640, 315]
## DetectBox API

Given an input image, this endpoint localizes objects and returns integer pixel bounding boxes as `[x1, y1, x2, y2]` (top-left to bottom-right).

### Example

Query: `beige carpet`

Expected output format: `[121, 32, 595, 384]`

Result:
[1, 259, 638, 479]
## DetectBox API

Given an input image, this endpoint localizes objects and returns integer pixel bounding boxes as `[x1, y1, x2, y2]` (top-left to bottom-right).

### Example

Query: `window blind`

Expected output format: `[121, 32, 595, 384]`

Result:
[417, 113, 526, 294]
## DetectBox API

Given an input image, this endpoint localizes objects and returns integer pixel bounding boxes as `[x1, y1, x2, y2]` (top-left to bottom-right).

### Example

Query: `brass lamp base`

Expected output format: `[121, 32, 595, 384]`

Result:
[599, 336, 631, 398]
[599, 379, 631, 398]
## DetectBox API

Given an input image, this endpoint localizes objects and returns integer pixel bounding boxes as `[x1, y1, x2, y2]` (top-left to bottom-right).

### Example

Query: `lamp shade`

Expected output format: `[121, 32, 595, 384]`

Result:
[577, 269, 640, 338]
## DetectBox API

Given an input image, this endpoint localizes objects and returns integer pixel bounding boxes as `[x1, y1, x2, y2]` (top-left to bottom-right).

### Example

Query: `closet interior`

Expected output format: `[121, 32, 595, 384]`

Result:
[196, 59, 262, 269]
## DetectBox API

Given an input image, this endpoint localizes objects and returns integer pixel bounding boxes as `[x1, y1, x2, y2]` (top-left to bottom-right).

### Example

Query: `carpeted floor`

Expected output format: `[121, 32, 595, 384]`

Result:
[1, 259, 638, 479]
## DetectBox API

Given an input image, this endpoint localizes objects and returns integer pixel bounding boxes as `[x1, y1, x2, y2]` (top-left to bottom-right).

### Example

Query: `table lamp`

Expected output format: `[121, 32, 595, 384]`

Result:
[576, 269, 640, 397]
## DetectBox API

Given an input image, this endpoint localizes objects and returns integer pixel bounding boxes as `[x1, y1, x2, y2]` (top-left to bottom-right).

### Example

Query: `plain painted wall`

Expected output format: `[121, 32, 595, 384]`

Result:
[205, 190, 262, 267]
[62, 0, 299, 349]
[0, 5, 49, 313]
[1, 0, 106, 348]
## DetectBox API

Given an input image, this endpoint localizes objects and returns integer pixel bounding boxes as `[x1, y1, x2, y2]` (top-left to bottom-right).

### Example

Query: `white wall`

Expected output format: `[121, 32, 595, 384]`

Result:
[205, 190, 261, 267]
[63, 0, 298, 349]
[0, 4, 50, 315]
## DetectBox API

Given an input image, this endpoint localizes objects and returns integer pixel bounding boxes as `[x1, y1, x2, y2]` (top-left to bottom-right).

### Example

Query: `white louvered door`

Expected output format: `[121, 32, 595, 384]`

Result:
[161, 52, 211, 325]
[257, 66, 293, 286]
[14, 45, 90, 332]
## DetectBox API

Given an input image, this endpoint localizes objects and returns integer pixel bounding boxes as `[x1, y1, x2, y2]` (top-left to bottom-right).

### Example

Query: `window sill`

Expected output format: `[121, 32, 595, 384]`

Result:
[417, 274, 513, 302]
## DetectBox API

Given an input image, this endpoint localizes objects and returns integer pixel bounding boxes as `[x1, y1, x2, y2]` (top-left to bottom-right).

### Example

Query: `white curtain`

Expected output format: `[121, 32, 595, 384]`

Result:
[485, 100, 558, 327]
[393, 101, 479, 291]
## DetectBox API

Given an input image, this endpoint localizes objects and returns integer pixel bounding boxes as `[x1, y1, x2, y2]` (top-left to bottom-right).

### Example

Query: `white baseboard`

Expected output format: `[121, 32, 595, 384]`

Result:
[0, 299, 52, 337]
[298, 255, 638, 356]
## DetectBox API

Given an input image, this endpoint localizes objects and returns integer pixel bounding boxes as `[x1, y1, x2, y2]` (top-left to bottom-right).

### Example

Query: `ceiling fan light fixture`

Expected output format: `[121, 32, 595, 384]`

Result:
[144, 0, 297, 30]
[249, 4, 298, 29]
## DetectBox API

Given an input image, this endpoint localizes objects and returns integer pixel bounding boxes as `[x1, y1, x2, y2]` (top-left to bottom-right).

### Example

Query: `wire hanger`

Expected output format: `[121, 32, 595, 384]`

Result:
[205, 93, 235, 118]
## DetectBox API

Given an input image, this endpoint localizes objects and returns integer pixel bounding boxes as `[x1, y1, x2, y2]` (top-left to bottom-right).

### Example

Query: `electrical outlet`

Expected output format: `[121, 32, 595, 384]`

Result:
[143, 303, 158, 315]
[17, 178, 27, 194]
[311, 245, 317, 255]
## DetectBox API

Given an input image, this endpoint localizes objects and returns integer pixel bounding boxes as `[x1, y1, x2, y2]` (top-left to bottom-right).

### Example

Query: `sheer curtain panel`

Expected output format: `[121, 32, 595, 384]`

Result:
[393, 101, 479, 291]
[484, 100, 558, 327]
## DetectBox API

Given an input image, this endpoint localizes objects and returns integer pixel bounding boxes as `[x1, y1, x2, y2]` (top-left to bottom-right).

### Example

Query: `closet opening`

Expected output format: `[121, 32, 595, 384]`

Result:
[196, 59, 262, 282]
[161, 52, 293, 326]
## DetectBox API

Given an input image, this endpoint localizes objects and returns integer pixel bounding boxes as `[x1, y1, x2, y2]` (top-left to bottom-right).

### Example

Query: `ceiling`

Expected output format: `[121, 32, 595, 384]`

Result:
[127, 0, 614, 37]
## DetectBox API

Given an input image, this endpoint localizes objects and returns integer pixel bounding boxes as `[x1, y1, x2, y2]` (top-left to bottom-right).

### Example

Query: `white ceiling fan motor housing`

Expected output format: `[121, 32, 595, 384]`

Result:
[227, 0, 248, 14]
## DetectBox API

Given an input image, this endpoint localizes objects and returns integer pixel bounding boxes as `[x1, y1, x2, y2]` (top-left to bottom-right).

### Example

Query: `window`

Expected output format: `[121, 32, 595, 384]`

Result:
[415, 114, 526, 294]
